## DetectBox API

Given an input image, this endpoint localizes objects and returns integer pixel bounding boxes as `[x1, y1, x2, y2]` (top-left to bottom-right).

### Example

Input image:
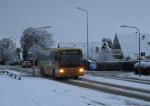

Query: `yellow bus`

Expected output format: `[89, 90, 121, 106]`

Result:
[38, 48, 85, 78]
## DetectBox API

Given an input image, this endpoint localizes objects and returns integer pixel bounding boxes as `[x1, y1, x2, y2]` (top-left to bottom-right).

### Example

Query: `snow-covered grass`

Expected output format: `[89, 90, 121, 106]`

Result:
[83, 74, 150, 91]
[0, 70, 150, 106]
[119, 72, 150, 81]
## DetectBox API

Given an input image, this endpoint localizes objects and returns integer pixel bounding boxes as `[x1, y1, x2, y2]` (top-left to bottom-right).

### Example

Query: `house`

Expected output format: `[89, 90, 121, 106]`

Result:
[111, 33, 150, 60]
[111, 34, 124, 59]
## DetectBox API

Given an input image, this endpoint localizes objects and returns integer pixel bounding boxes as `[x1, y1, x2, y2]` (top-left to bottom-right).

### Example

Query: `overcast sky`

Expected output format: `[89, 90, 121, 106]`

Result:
[0, 0, 150, 47]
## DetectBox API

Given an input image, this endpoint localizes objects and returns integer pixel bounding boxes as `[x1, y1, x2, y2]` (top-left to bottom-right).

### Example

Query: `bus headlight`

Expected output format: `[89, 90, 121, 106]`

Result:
[79, 68, 84, 73]
[59, 69, 64, 73]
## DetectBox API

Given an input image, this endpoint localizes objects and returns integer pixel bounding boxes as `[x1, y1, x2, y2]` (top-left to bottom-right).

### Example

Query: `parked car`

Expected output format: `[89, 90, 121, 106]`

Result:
[22, 61, 32, 68]
[134, 61, 150, 75]
[5, 60, 19, 66]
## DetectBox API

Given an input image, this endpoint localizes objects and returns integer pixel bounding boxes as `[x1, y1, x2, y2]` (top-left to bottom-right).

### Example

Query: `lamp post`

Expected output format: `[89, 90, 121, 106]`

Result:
[35, 26, 51, 30]
[77, 6, 89, 59]
[120, 25, 141, 77]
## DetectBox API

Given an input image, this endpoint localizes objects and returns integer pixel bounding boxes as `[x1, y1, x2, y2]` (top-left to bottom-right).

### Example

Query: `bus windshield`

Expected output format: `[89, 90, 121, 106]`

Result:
[59, 50, 83, 67]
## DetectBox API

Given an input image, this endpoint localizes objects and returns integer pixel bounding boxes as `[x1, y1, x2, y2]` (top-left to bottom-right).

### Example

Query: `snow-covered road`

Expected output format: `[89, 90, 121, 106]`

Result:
[0, 70, 150, 106]
[83, 74, 150, 91]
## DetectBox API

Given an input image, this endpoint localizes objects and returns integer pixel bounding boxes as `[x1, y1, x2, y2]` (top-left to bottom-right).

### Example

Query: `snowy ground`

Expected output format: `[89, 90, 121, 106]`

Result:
[83, 74, 150, 91]
[119, 72, 150, 81]
[0, 70, 150, 106]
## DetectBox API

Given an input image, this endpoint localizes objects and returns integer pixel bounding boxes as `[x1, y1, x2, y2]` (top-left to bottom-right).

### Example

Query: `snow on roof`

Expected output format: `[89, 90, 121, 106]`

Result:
[116, 33, 150, 59]
[134, 61, 150, 68]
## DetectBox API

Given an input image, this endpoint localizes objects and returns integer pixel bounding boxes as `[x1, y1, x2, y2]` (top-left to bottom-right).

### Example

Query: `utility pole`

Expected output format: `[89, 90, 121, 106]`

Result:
[77, 6, 89, 59]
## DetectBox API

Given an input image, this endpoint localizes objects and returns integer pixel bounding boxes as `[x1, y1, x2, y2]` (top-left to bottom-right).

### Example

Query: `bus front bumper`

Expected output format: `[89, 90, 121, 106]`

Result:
[56, 67, 85, 77]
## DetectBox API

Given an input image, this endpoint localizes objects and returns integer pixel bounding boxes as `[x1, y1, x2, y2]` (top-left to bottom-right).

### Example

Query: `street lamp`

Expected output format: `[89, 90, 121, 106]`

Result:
[120, 25, 141, 77]
[77, 6, 89, 59]
[35, 26, 51, 30]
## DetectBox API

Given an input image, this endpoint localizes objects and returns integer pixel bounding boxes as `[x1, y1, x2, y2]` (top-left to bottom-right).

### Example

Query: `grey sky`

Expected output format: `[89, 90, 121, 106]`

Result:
[0, 0, 150, 47]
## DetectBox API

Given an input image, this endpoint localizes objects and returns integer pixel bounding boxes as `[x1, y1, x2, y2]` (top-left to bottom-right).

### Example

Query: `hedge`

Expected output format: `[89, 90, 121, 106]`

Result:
[94, 61, 137, 71]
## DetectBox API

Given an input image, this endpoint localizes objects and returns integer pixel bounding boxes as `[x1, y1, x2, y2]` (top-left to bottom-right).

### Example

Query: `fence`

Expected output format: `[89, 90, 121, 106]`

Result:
[6, 71, 21, 80]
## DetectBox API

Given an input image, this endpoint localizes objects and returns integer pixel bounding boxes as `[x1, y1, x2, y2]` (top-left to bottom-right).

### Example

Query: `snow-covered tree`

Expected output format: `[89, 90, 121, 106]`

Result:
[0, 38, 16, 63]
[20, 27, 55, 60]
[96, 38, 115, 61]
